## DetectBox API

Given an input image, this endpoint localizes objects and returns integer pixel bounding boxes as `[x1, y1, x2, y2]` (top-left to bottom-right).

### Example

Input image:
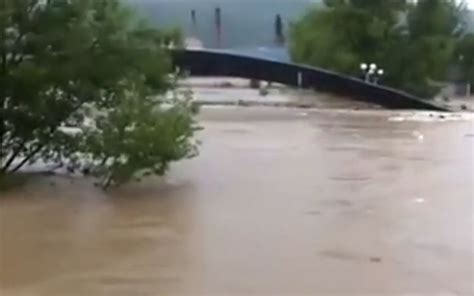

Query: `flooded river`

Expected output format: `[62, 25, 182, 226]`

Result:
[1, 107, 473, 295]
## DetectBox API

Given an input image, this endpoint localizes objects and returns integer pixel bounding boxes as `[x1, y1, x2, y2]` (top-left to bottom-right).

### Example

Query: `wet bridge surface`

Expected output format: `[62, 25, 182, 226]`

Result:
[171, 49, 448, 111]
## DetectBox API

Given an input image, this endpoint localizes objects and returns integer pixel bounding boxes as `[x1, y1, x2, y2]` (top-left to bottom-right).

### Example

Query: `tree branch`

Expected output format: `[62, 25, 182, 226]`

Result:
[9, 144, 44, 173]
[1, 140, 28, 173]
[7, 31, 26, 68]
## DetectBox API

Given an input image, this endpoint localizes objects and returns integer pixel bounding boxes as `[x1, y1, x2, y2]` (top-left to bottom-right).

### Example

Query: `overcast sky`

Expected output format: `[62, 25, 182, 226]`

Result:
[129, 0, 474, 9]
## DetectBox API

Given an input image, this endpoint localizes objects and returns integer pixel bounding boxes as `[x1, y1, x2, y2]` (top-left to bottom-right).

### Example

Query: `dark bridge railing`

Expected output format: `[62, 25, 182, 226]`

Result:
[170, 49, 448, 111]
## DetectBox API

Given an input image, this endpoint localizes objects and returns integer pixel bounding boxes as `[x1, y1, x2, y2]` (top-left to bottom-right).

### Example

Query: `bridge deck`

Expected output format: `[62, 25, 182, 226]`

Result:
[171, 49, 449, 112]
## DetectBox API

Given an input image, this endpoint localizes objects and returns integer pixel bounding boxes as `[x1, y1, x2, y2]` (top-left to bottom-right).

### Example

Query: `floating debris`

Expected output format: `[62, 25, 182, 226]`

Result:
[414, 197, 425, 203]
[412, 131, 424, 141]
[259, 87, 269, 96]
[370, 257, 382, 263]
[389, 112, 474, 122]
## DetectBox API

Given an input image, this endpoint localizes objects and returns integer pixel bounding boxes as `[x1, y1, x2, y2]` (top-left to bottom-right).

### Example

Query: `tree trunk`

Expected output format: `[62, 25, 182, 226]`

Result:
[0, 15, 6, 169]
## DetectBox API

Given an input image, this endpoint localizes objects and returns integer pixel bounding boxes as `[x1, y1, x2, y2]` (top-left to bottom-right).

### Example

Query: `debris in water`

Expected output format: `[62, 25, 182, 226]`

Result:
[306, 210, 321, 216]
[237, 99, 250, 107]
[414, 197, 425, 203]
[412, 131, 424, 141]
[219, 81, 234, 88]
[388, 116, 404, 122]
[249, 79, 261, 89]
[370, 257, 382, 263]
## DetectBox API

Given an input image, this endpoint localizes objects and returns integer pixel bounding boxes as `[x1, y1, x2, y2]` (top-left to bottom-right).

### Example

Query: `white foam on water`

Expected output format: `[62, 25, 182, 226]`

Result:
[388, 111, 474, 122]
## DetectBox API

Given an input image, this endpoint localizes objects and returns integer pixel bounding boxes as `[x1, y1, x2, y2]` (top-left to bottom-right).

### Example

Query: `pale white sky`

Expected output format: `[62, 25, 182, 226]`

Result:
[133, 0, 474, 9]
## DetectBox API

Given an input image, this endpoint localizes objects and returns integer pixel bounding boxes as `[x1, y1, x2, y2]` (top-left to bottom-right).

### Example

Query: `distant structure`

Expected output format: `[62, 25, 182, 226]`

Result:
[185, 37, 204, 50]
[186, 9, 203, 49]
[215, 7, 222, 48]
[190, 9, 198, 37]
[274, 14, 285, 46]
[191, 9, 197, 26]
[191, 9, 197, 33]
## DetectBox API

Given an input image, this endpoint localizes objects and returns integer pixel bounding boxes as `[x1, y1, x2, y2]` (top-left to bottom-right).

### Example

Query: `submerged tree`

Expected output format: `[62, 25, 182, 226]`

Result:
[0, 0, 199, 188]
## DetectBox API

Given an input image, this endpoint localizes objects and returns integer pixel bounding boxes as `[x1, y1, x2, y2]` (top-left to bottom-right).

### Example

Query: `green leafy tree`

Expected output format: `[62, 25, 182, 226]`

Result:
[388, 0, 463, 96]
[290, 0, 464, 97]
[456, 33, 474, 91]
[291, 0, 406, 74]
[0, 0, 199, 188]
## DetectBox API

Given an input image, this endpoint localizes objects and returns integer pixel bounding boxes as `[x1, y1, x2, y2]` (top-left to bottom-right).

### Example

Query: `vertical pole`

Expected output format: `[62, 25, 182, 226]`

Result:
[191, 9, 197, 35]
[297, 71, 303, 88]
[191, 10, 196, 26]
[274, 14, 284, 46]
[215, 7, 222, 48]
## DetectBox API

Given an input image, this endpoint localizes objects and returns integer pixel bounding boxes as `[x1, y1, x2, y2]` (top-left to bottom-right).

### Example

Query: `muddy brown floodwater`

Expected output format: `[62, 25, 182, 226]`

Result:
[1, 107, 473, 296]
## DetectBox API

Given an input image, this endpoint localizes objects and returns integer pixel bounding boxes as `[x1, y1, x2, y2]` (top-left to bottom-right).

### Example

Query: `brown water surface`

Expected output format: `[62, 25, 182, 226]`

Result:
[1, 107, 473, 295]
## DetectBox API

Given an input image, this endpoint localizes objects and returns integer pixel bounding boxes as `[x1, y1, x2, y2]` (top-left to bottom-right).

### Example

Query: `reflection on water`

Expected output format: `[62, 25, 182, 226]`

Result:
[1, 107, 473, 295]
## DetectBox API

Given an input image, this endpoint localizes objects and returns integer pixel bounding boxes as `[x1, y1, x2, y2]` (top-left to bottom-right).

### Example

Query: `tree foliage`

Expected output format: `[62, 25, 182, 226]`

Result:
[0, 0, 199, 188]
[290, 0, 466, 97]
[456, 33, 474, 89]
